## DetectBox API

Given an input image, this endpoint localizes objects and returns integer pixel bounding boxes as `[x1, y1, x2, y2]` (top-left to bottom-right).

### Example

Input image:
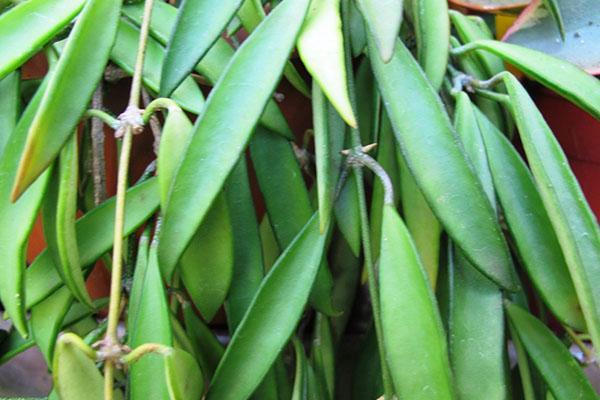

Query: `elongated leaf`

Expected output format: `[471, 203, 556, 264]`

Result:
[0, 0, 85, 80]
[355, 0, 402, 62]
[542, 0, 566, 39]
[25, 179, 159, 309]
[449, 11, 505, 77]
[0, 80, 51, 336]
[503, 73, 600, 358]
[379, 205, 453, 399]
[333, 171, 361, 257]
[161, 0, 244, 96]
[122, 1, 293, 138]
[12, 0, 120, 198]
[53, 334, 103, 400]
[506, 303, 599, 400]
[291, 337, 309, 400]
[207, 214, 328, 400]
[476, 107, 584, 330]
[158, 0, 310, 273]
[164, 347, 204, 400]
[311, 313, 335, 399]
[412, 0, 449, 89]
[250, 127, 338, 315]
[369, 37, 515, 290]
[224, 158, 265, 331]
[312, 82, 345, 232]
[0, 71, 19, 156]
[298, 0, 356, 127]
[128, 238, 173, 400]
[156, 104, 193, 208]
[42, 134, 92, 308]
[183, 302, 224, 380]
[30, 286, 73, 365]
[454, 40, 600, 121]
[179, 194, 234, 321]
[111, 19, 205, 115]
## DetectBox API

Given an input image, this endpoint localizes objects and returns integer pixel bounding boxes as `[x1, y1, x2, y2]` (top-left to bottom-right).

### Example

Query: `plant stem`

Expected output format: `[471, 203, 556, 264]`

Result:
[103, 0, 154, 398]
[565, 326, 595, 364]
[91, 86, 108, 205]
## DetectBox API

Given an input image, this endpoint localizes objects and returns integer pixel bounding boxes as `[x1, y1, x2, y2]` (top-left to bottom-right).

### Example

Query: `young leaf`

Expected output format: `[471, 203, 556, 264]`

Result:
[298, 0, 357, 127]
[379, 205, 453, 399]
[542, 0, 566, 40]
[0, 0, 85, 80]
[207, 214, 328, 400]
[158, 0, 310, 274]
[506, 303, 599, 400]
[355, 0, 402, 63]
[164, 347, 204, 400]
[12, 0, 121, 198]
[160, 0, 244, 96]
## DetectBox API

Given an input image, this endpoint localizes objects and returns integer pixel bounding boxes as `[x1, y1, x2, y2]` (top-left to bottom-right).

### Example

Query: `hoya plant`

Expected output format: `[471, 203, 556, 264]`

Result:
[0, 0, 599, 398]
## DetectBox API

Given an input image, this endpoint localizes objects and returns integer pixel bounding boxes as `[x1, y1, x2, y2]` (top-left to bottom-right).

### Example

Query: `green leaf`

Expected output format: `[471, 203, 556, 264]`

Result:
[30, 286, 73, 366]
[298, 0, 357, 127]
[368, 36, 515, 290]
[42, 134, 93, 308]
[158, 0, 310, 274]
[24, 179, 160, 310]
[160, 0, 244, 96]
[311, 313, 335, 399]
[0, 71, 19, 156]
[476, 106, 584, 331]
[0, 0, 85, 80]
[333, 172, 361, 257]
[355, 0, 402, 62]
[506, 303, 599, 400]
[179, 194, 234, 321]
[53, 334, 103, 400]
[207, 213, 328, 400]
[164, 348, 204, 400]
[128, 237, 173, 400]
[541, 0, 566, 40]
[12, 0, 121, 198]
[291, 337, 308, 400]
[224, 158, 265, 331]
[183, 302, 224, 380]
[250, 127, 339, 315]
[503, 73, 600, 359]
[122, 1, 293, 138]
[412, 0, 450, 89]
[447, 248, 506, 400]
[312, 82, 345, 232]
[379, 205, 453, 399]
[110, 19, 205, 115]
[0, 79, 52, 337]
[454, 40, 600, 121]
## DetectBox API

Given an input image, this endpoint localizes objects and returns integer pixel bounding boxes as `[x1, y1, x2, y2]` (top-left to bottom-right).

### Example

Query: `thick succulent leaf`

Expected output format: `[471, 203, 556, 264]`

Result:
[183, 302, 224, 380]
[503, 73, 600, 358]
[476, 106, 584, 330]
[12, 0, 121, 198]
[506, 303, 599, 400]
[164, 347, 204, 400]
[369, 36, 515, 290]
[160, 0, 244, 96]
[355, 0, 402, 62]
[0, 0, 85, 80]
[53, 334, 103, 400]
[110, 19, 205, 115]
[0, 71, 19, 156]
[207, 214, 328, 400]
[223, 158, 265, 331]
[42, 135, 92, 308]
[24, 179, 159, 309]
[298, 0, 357, 127]
[158, 0, 310, 274]
[379, 205, 453, 399]
[0, 80, 52, 336]
[179, 194, 234, 321]
[455, 40, 600, 121]
[122, 1, 293, 138]
[412, 0, 450, 89]
[128, 238, 173, 400]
